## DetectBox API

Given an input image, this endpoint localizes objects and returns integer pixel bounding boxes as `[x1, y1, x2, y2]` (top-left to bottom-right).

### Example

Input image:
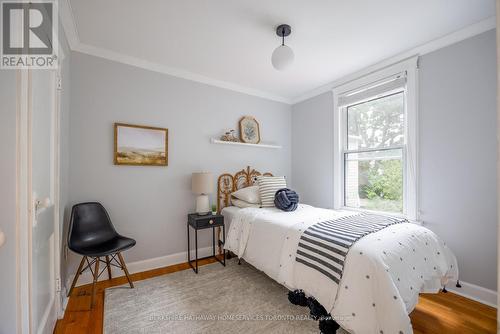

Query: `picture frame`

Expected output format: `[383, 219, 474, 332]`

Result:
[239, 116, 261, 144]
[114, 123, 168, 166]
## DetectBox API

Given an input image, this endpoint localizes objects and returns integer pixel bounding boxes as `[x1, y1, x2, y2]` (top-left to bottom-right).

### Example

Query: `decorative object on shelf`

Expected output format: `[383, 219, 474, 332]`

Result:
[114, 123, 168, 166]
[272, 24, 294, 71]
[211, 204, 217, 215]
[192, 172, 213, 215]
[220, 129, 239, 142]
[239, 116, 260, 144]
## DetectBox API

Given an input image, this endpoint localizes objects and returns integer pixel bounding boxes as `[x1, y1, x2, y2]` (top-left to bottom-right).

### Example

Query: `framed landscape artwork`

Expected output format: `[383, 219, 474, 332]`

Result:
[114, 123, 168, 166]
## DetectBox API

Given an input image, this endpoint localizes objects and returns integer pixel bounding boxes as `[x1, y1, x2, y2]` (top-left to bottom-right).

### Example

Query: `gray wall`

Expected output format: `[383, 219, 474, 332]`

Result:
[291, 29, 497, 291]
[67, 52, 292, 280]
[419, 29, 497, 291]
[0, 71, 18, 334]
[291, 91, 334, 209]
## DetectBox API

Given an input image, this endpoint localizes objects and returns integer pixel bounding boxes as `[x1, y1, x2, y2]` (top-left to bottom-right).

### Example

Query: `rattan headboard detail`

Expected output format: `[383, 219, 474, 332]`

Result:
[217, 166, 273, 213]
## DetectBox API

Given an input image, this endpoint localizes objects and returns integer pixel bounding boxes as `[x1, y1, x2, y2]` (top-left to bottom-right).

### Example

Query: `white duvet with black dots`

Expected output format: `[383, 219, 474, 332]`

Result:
[225, 204, 458, 334]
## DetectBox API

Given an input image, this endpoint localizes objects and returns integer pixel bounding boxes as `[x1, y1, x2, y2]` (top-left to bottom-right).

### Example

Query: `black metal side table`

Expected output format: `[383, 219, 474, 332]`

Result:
[187, 213, 226, 273]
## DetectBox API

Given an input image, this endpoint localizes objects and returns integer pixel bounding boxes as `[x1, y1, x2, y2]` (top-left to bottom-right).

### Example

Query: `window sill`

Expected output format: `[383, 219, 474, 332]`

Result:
[337, 206, 422, 225]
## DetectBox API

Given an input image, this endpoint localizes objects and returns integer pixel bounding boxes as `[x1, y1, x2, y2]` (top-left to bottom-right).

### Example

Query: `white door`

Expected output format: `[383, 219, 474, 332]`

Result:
[29, 69, 59, 334]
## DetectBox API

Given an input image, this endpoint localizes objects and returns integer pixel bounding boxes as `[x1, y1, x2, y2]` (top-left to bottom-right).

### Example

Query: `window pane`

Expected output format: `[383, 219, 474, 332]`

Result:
[344, 149, 403, 213]
[347, 92, 404, 150]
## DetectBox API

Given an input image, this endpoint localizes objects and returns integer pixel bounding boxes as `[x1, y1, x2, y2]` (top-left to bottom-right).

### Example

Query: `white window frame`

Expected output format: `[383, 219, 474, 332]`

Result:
[333, 56, 419, 221]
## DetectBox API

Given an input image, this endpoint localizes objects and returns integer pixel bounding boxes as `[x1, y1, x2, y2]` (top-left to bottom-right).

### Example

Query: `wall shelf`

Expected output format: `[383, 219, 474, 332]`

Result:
[210, 138, 282, 149]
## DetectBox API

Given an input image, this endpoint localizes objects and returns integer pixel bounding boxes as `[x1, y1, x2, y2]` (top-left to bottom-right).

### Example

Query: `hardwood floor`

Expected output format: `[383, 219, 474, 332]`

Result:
[54, 258, 496, 334]
[411, 292, 496, 334]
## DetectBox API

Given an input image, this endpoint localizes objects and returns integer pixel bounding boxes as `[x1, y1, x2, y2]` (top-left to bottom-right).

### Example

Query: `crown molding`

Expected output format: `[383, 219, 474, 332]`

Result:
[58, 1, 494, 106]
[58, 0, 292, 104]
[73, 43, 292, 104]
[59, 0, 79, 50]
[291, 16, 496, 105]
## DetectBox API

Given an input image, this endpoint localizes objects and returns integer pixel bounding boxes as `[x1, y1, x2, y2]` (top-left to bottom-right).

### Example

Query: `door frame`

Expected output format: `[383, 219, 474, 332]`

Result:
[53, 63, 63, 320]
[496, 1, 500, 332]
[15, 64, 63, 333]
[16, 68, 32, 334]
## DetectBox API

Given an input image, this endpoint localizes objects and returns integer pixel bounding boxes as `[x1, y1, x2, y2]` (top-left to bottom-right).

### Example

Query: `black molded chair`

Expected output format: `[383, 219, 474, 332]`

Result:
[67, 202, 136, 307]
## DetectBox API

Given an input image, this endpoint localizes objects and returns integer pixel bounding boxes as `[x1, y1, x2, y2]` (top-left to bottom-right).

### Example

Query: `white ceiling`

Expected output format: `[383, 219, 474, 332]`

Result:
[67, 0, 495, 103]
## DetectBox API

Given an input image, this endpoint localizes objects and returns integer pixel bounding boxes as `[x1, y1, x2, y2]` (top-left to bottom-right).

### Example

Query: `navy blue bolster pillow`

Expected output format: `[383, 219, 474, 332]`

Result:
[274, 188, 299, 212]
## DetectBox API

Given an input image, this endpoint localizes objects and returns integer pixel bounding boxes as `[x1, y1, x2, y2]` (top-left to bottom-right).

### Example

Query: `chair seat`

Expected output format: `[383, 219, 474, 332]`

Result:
[71, 235, 136, 257]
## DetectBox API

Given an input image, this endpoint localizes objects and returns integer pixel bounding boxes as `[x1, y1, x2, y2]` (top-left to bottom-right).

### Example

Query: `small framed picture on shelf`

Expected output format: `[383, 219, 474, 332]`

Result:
[239, 116, 260, 144]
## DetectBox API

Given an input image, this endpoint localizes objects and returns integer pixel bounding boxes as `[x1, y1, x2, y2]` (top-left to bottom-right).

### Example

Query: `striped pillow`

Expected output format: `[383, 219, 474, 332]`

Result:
[257, 176, 287, 208]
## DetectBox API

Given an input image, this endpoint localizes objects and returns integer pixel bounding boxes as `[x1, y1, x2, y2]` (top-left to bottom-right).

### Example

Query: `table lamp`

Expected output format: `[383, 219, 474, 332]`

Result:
[192, 172, 213, 215]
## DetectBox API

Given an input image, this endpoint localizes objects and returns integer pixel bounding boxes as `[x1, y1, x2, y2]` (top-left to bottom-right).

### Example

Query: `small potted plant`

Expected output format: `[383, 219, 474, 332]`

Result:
[211, 204, 217, 215]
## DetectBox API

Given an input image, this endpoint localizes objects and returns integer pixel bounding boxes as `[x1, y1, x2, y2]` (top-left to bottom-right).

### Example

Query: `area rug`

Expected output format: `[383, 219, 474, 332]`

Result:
[104, 259, 347, 333]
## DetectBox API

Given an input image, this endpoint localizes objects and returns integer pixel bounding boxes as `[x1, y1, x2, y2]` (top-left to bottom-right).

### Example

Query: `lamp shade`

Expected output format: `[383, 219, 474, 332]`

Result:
[272, 45, 294, 71]
[192, 172, 213, 194]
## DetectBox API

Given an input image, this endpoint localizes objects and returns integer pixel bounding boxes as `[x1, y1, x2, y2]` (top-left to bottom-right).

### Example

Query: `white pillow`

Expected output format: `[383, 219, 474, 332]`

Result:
[231, 185, 261, 204]
[231, 198, 261, 208]
[257, 176, 287, 208]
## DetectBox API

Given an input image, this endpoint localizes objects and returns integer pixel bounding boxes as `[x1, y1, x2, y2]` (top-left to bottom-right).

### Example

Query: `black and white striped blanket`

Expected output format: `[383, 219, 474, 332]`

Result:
[295, 213, 408, 284]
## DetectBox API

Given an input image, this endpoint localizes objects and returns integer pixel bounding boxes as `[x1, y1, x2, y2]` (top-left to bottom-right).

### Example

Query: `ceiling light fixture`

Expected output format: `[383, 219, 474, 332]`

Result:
[271, 24, 294, 71]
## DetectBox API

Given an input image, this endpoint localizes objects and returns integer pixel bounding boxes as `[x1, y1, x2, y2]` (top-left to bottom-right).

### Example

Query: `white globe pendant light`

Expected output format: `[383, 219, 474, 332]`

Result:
[272, 24, 294, 71]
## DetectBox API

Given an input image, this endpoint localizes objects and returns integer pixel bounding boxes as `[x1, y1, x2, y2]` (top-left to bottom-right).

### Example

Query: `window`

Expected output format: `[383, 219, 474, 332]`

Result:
[345, 91, 404, 213]
[333, 58, 418, 220]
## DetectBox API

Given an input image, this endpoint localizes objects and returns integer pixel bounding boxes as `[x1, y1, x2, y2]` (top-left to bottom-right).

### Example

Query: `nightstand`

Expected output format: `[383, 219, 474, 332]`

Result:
[187, 213, 226, 273]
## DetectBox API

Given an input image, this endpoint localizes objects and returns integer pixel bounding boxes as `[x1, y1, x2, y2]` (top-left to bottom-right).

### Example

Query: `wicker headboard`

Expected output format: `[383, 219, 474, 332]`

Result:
[217, 166, 273, 213]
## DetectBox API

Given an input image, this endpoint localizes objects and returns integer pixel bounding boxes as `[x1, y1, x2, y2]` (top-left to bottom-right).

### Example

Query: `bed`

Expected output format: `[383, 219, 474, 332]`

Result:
[217, 167, 459, 334]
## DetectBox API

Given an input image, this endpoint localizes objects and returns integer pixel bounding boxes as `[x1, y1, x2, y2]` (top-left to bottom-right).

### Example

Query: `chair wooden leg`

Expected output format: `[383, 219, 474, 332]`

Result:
[117, 252, 134, 288]
[90, 256, 100, 308]
[106, 255, 112, 280]
[67, 256, 86, 297]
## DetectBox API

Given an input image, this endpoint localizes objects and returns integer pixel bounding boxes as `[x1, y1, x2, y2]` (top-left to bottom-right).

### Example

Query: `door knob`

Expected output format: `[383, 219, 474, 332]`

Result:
[35, 197, 51, 211]
[33, 195, 51, 227]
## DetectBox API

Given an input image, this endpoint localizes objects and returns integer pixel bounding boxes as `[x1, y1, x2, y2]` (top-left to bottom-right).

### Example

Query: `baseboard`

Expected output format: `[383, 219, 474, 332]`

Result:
[66, 246, 213, 288]
[37, 295, 56, 334]
[59, 287, 69, 318]
[448, 280, 497, 308]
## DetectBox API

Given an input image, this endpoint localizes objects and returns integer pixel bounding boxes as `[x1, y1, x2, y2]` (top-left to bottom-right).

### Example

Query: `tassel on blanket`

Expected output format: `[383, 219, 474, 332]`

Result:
[287, 290, 339, 334]
[306, 297, 328, 320]
[319, 317, 340, 334]
[288, 289, 308, 306]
